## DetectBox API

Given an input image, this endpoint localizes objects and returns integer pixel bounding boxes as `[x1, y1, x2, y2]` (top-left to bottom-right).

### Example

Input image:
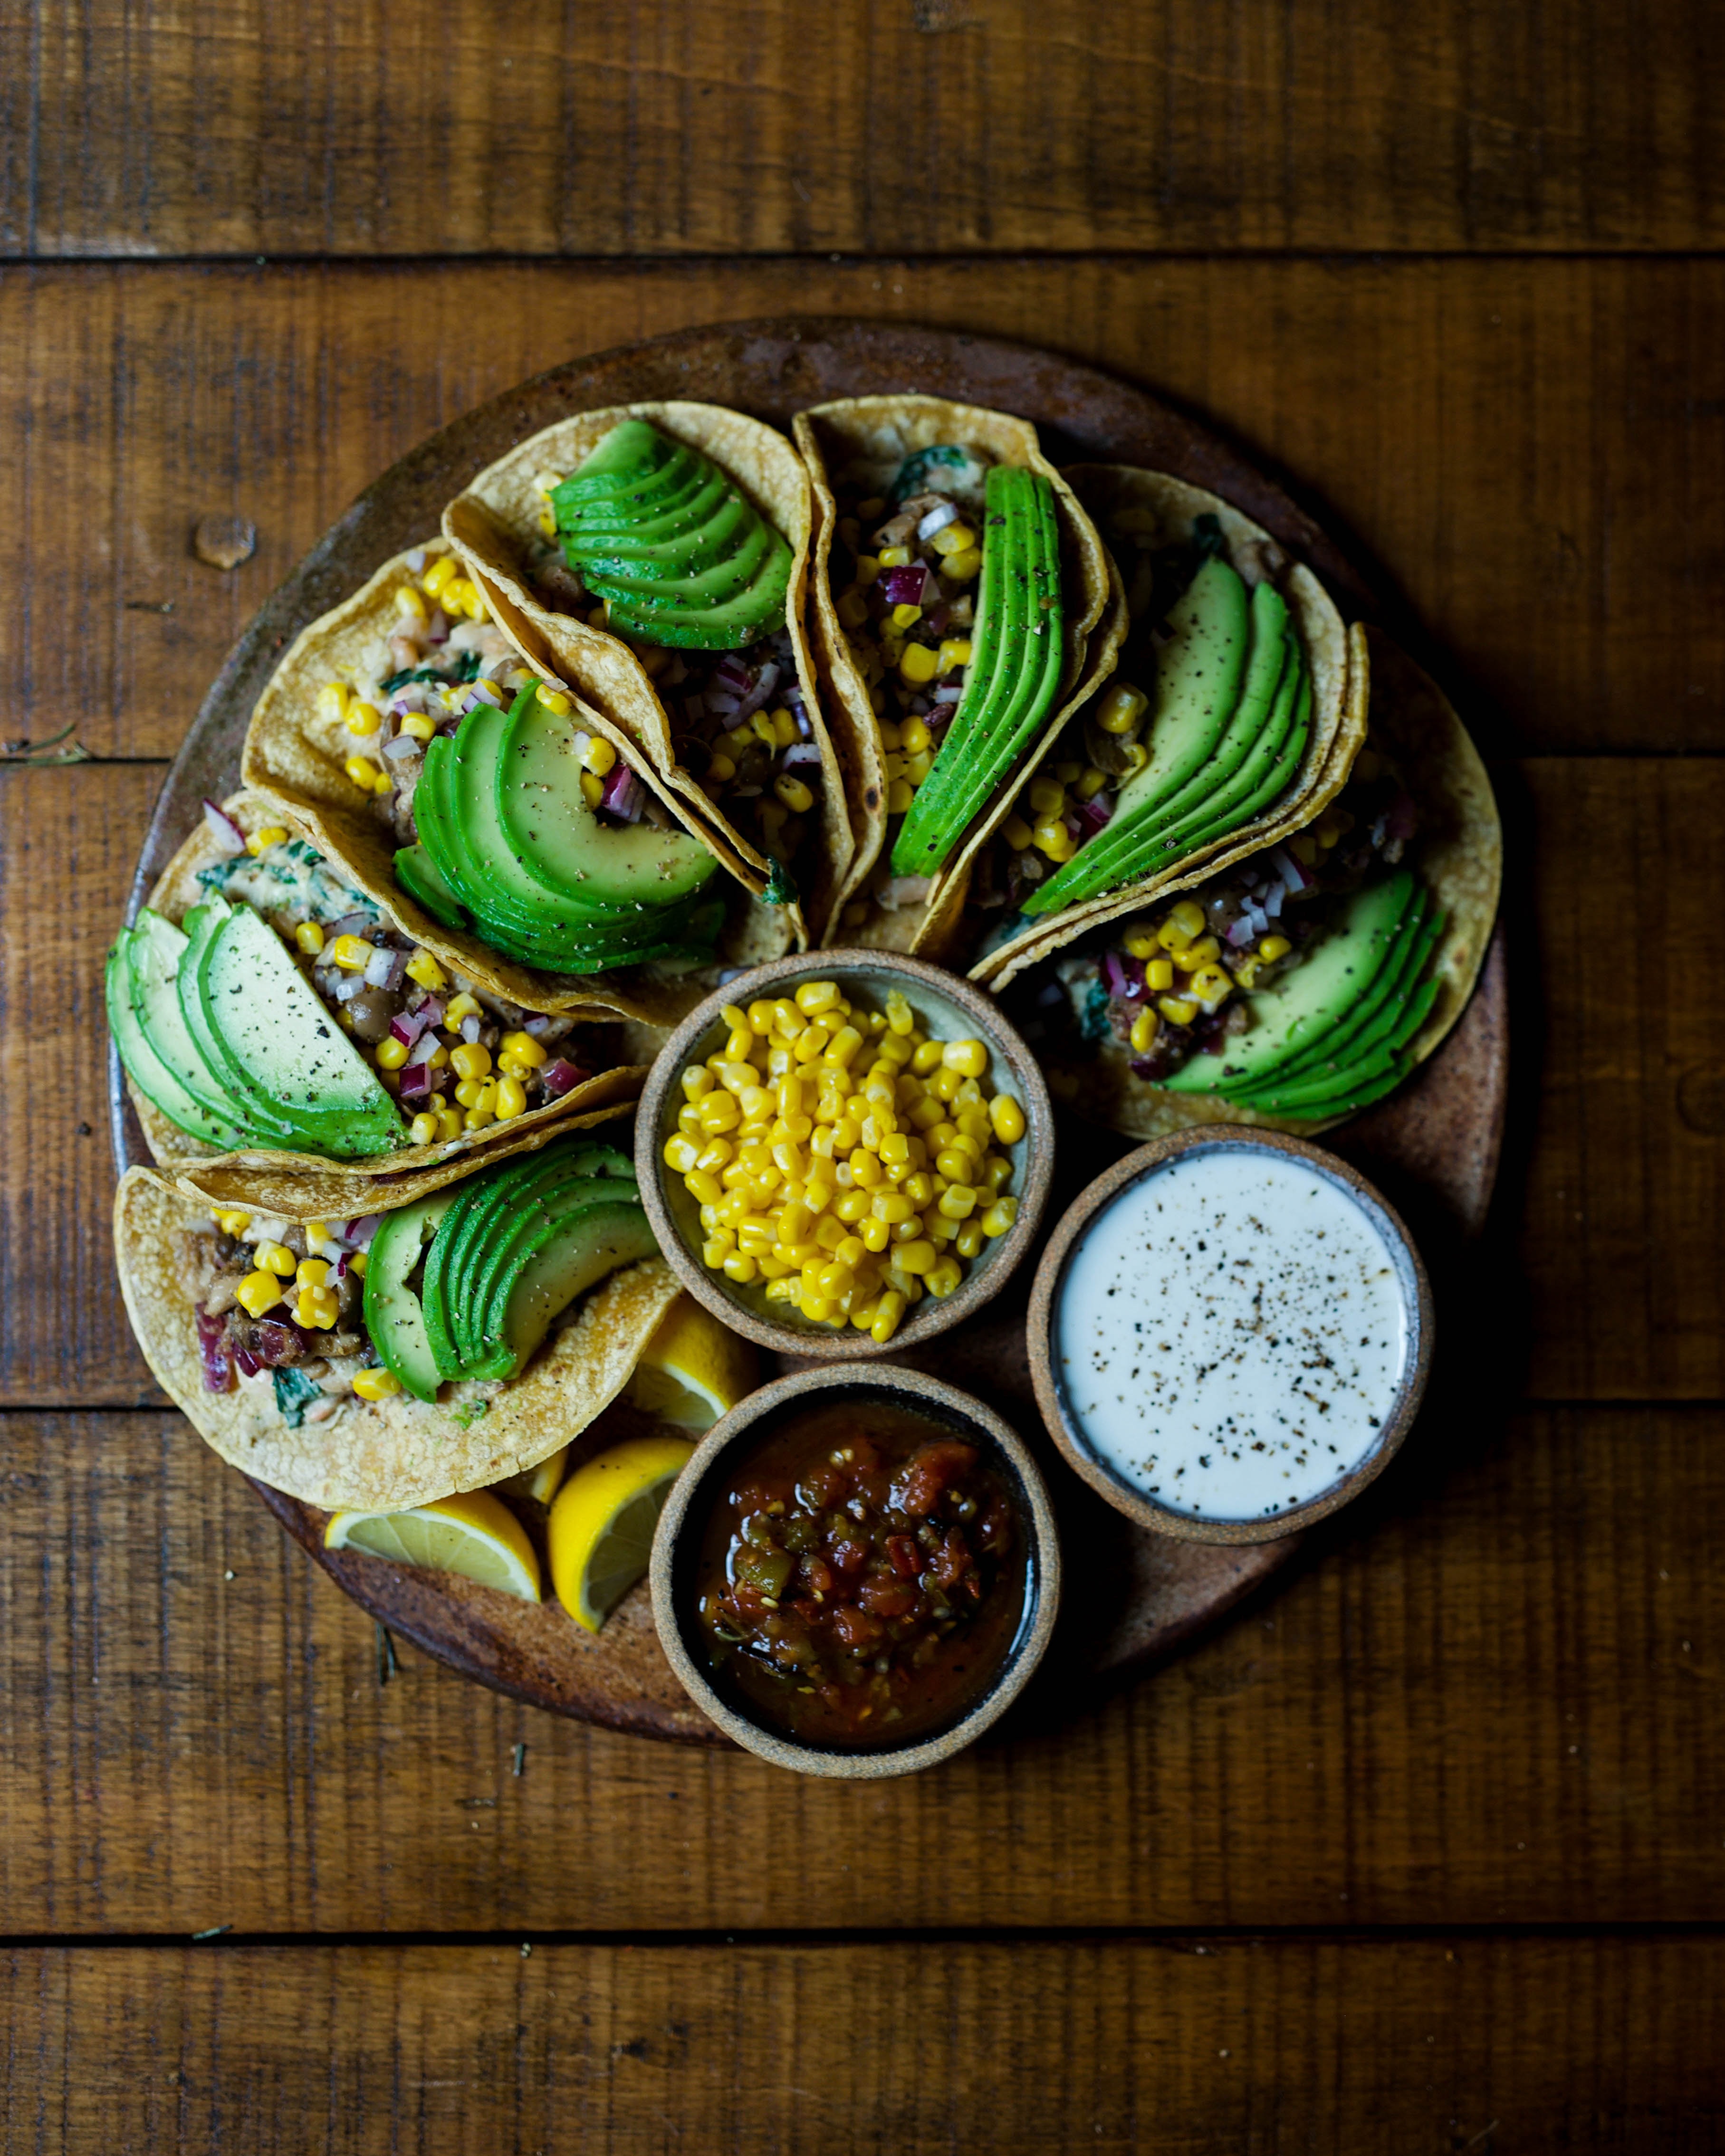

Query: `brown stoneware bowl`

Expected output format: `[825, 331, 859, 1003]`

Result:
[634, 950, 1054, 1358]
[1026, 1127, 1434, 1546]
[649, 1362, 1062, 1778]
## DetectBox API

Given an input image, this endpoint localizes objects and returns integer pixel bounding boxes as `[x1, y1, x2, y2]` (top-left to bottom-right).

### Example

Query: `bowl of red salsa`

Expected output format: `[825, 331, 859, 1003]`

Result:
[650, 1364, 1062, 1777]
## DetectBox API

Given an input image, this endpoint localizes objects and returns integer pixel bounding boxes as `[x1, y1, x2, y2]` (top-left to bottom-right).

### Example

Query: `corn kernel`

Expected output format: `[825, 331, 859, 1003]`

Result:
[374, 1035, 411, 1071]
[931, 523, 976, 556]
[212, 1210, 251, 1238]
[891, 602, 924, 633]
[579, 771, 604, 809]
[1258, 934, 1292, 964]
[1158, 995, 1199, 1026]
[878, 544, 912, 568]
[894, 1239, 937, 1275]
[394, 583, 429, 623]
[1096, 682, 1149, 736]
[346, 1251, 368, 1278]
[353, 1366, 402, 1402]
[450, 1041, 491, 1082]
[296, 1259, 331, 1290]
[871, 1290, 907, 1344]
[436, 1108, 462, 1141]
[317, 681, 352, 717]
[938, 1038, 985, 1079]
[775, 773, 815, 815]
[244, 825, 288, 858]
[236, 1271, 283, 1318]
[699, 1092, 741, 1133]
[722, 1251, 760, 1286]
[1144, 957, 1175, 991]
[1189, 966, 1233, 1007]
[936, 637, 973, 675]
[499, 1030, 546, 1068]
[345, 701, 382, 737]
[578, 734, 616, 780]
[999, 813, 1035, 853]
[345, 748, 383, 792]
[255, 1240, 297, 1278]
[980, 1196, 1018, 1239]
[1129, 1009, 1159, 1055]
[1034, 818, 1075, 861]
[293, 920, 326, 956]
[1122, 929, 1158, 961]
[925, 1257, 964, 1298]
[453, 1077, 484, 1109]
[896, 642, 937, 687]
[989, 1093, 1025, 1144]
[1075, 765, 1110, 802]
[410, 1111, 440, 1146]
[1027, 776, 1066, 819]
[404, 949, 447, 990]
[1177, 934, 1222, 968]
[422, 554, 459, 596]
[795, 980, 841, 1015]
[937, 1184, 978, 1221]
[464, 1105, 496, 1132]
[885, 778, 914, 815]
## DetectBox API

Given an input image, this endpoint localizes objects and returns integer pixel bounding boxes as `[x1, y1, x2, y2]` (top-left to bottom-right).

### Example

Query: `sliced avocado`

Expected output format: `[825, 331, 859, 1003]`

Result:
[1239, 971, 1442, 1114]
[1160, 873, 1416, 1097]
[890, 464, 1065, 878]
[363, 1193, 455, 1402]
[1235, 892, 1437, 1096]
[175, 902, 300, 1146]
[464, 1175, 646, 1378]
[190, 902, 403, 1154]
[1126, 581, 1290, 833]
[496, 690, 717, 910]
[1114, 554, 1253, 819]
[393, 841, 469, 933]
[1143, 652, 1312, 866]
[108, 918, 250, 1148]
[475, 1196, 657, 1383]
[554, 419, 791, 651]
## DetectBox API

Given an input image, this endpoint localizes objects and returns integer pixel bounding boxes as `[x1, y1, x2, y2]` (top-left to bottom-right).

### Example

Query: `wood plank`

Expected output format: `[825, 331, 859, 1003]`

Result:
[0, 1401, 1719, 1933]
[6, 257, 1725, 762]
[10, 0, 1725, 260]
[23, 757, 1720, 1407]
[6, 1935, 1725, 2152]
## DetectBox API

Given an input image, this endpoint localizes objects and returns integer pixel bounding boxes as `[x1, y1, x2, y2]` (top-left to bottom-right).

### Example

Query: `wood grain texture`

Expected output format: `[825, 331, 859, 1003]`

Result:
[28, 757, 1720, 1408]
[5, 1935, 1724, 2153]
[5, 257, 1724, 763]
[8, 0, 1725, 260]
[1, 1401, 1718, 1933]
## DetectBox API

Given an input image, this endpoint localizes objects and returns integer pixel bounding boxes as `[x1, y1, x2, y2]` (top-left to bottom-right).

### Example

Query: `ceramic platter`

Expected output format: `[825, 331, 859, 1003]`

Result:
[113, 319, 1507, 1746]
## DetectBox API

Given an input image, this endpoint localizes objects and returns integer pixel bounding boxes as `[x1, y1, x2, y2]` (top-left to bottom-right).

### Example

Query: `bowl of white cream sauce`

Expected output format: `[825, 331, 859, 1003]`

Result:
[1028, 1130, 1433, 1544]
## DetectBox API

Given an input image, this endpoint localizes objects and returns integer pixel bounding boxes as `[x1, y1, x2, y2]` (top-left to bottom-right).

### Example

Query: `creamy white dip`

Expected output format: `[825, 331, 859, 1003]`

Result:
[1054, 1145, 1414, 1520]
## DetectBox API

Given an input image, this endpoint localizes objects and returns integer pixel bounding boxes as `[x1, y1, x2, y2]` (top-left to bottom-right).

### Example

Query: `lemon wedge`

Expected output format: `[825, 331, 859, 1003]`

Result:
[548, 1435, 695, 1632]
[626, 1295, 757, 1431]
[325, 1489, 541, 1602]
[489, 1444, 571, 1507]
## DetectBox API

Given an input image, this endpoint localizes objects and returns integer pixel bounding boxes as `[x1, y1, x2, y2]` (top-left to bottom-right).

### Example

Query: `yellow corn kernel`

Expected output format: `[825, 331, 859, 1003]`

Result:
[404, 948, 447, 990]
[495, 1075, 527, 1121]
[436, 1108, 462, 1142]
[940, 546, 982, 581]
[698, 1091, 741, 1133]
[980, 1196, 1018, 1239]
[893, 1239, 936, 1276]
[317, 681, 352, 717]
[937, 1184, 978, 1221]
[296, 1259, 331, 1290]
[989, 1093, 1025, 1145]
[373, 1035, 411, 1071]
[890, 603, 923, 634]
[394, 583, 429, 624]
[1074, 765, 1110, 802]
[297, 1282, 340, 1330]
[255, 1240, 297, 1278]
[498, 1030, 546, 1068]
[346, 1251, 368, 1278]
[410, 1111, 440, 1145]
[1168, 900, 1207, 943]
[836, 587, 870, 630]
[823, 1026, 862, 1069]
[344, 752, 382, 792]
[453, 1078, 484, 1109]
[464, 1105, 496, 1133]
[794, 979, 841, 1015]
[695, 1138, 735, 1175]
[681, 1063, 715, 1102]
[1027, 776, 1066, 819]
[1035, 818, 1075, 862]
[775, 773, 815, 815]
[236, 1271, 283, 1318]
[683, 1168, 724, 1208]
[212, 1209, 251, 1238]
[244, 825, 288, 858]
[422, 554, 459, 596]
[936, 637, 973, 674]
[577, 734, 616, 779]
[877, 544, 911, 568]
[999, 813, 1035, 853]
[1129, 1008, 1159, 1056]
[291, 920, 326, 958]
[1095, 682, 1150, 736]
[1291, 834, 1319, 867]
[579, 770, 604, 809]
[722, 1251, 760, 1286]
[1178, 934, 1223, 968]
[1189, 966, 1232, 1007]
[1122, 929, 1158, 961]
[1158, 995, 1199, 1026]
[870, 1290, 907, 1345]
[1258, 934, 1292, 964]
[450, 1041, 491, 1082]
[925, 1257, 964, 1299]
[352, 1366, 402, 1402]
[345, 700, 382, 737]
[1140, 957, 1173, 992]
[939, 1038, 987, 1079]
[899, 642, 939, 686]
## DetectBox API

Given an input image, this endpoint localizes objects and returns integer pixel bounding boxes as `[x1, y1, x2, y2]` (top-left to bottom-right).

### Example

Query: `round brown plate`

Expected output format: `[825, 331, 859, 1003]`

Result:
[114, 317, 1507, 1746]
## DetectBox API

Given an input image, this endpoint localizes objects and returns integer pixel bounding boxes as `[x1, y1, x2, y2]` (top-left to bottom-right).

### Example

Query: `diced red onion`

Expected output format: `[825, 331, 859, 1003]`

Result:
[409, 990, 445, 1029]
[399, 1061, 436, 1099]
[683, 693, 709, 723]
[406, 548, 427, 573]
[1075, 796, 1113, 843]
[460, 1014, 482, 1044]
[425, 607, 448, 645]
[195, 1307, 234, 1393]
[782, 741, 823, 769]
[1129, 1059, 1160, 1080]
[1270, 844, 1314, 894]
[599, 765, 645, 822]
[332, 973, 363, 1003]
[917, 502, 960, 541]
[328, 912, 373, 940]
[540, 1058, 586, 1098]
[389, 1007, 428, 1050]
[380, 732, 418, 764]
[1383, 791, 1418, 842]
[347, 1214, 381, 1251]
[733, 661, 781, 723]
[247, 1319, 300, 1368]
[1020, 854, 1045, 884]
[705, 690, 739, 718]
[232, 1346, 261, 1379]
[880, 565, 932, 608]
[714, 655, 752, 692]
[731, 783, 763, 799]
[1102, 949, 1146, 1001]
[522, 1014, 555, 1038]
[202, 800, 248, 856]
[1226, 915, 1256, 949]
[923, 604, 951, 640]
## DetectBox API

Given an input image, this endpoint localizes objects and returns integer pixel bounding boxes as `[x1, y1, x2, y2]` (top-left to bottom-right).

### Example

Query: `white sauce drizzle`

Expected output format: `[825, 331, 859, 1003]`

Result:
[1055, 1148, 1413, 1519]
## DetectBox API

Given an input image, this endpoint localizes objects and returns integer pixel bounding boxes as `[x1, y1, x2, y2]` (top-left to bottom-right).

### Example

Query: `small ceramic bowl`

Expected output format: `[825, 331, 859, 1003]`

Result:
[650, 1362, 1062, 1778]
[634, 949, 1054, 1358]
[1026, 1127, 1434, 1546]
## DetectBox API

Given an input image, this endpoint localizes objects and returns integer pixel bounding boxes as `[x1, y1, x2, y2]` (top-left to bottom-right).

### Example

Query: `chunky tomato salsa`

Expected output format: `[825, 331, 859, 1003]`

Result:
[692, 1396, 1029, 1748]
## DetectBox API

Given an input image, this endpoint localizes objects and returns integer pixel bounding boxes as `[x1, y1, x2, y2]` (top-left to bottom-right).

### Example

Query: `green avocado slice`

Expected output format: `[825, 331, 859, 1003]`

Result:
[453, 1164, 640, 1370]
[468, 1192, 657, 1383]
[890, 465, 1065, 878]
[393, 841, 469, 934]
[175, 902, 300, 1146]
[1112, 554, 1253, 823]
[109, 916, 250, 1148]
[555, 419, 791, 651]
[1125, 580, 1291, 830]
[464, 1179, 648, 1381]
[363, 1192, 456, 1402]
[1160, 873, 1416, 1097]
[1231, 894, 1438, 1098]
[1234, 970, 1443, 1114]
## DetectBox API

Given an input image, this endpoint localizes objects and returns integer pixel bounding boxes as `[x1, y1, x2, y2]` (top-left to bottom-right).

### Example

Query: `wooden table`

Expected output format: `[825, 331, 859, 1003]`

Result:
[4, 6, 1723, 2146]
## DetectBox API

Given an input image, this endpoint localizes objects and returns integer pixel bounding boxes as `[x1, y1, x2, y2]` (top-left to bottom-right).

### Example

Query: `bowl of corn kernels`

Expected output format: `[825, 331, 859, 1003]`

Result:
[634, 951, 1055, 1357]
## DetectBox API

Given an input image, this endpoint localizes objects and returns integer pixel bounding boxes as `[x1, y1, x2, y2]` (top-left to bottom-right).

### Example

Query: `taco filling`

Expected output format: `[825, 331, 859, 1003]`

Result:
[1010, 746, 1433, 1117]
[109, 811, 619, 1161]
[527, 420, 820, 875]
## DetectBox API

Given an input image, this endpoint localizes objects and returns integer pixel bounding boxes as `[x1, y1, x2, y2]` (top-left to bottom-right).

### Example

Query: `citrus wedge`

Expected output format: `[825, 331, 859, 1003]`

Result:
[626, 1295, 757, 1431]
[325, 1489, 541, 1602]
[490, 1443, 571, 1507]
[548, 1435, 695, 1632]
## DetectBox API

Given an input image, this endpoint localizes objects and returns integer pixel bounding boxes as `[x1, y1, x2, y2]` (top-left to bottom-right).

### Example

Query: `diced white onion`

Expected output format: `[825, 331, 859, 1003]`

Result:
[917, 502, 960, 541]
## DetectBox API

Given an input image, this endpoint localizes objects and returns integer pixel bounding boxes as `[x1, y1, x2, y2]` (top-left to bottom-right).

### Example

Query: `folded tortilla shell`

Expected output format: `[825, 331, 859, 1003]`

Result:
[792, 396, 1120, 958]
[967, 464, 1359, 988]
[1025, 627, 1502, 1141]
[115, 1166, 682, 1510]
[443, 401, 850, 944]
[124, 788, 651, 1219]
[240, 538, 756, 1027]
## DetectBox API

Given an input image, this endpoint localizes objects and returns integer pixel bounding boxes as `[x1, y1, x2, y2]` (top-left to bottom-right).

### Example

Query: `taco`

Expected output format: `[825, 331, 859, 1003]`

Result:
[107, 789, 657, 1222]
[995, 629, 1500, 1138]
[793, 395, 1122, 955]
[240, 538, 784, 1026]
[115, 1135, 683, 1510]
[962, 465, 1360, 979]
[441, 402, 849, 944]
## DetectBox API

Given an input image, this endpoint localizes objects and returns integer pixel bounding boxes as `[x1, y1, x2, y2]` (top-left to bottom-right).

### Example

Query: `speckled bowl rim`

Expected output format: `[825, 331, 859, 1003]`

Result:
[649, 1362, 1063, 1778]
[633, 949, 1054, 1358]
[1025, 1126, 1435, 1545]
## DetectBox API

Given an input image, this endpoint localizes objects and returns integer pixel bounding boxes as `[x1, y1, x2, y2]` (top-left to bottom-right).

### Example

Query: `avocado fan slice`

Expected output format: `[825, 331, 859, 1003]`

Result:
[363, 1192, 456, 1402]
[488, 1201, 660, 1384]
[109, 916, 252, 1149]
[1160, 872, 1416, 1096]
[890, 465, 1066, 879]
[464, 1182, 649, 1383]
[452, 1163, 640, 1374]
[1236, 969, 1444, 1115]
[554, 418, 792, 651]
[174, 902, 301, 1148]
[393, 842, 469, 935]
